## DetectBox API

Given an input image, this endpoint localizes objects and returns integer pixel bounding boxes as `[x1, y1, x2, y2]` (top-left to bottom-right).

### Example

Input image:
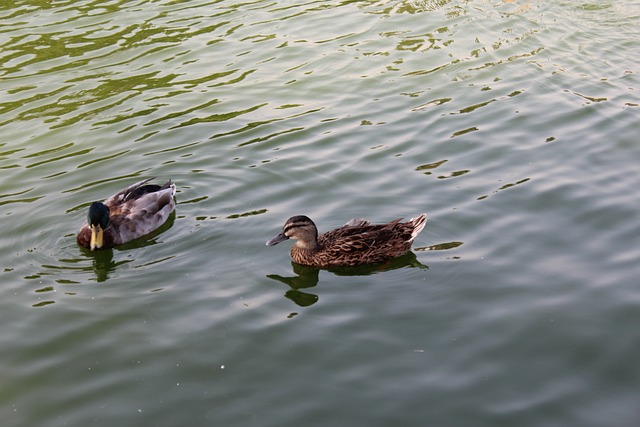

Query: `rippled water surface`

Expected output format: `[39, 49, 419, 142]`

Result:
[1, 0, 639, 425]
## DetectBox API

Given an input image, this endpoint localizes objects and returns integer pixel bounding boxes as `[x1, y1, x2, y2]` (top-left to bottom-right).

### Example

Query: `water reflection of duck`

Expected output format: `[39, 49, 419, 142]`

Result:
[267, 252, 429, 308]
[268, 263, 320, 307]
[77, 179, 176, 251]
[266, 214, 427, 268]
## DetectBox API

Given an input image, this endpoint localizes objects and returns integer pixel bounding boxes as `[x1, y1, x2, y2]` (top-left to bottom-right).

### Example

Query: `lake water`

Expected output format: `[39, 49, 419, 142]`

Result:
[1, 1, 639, 426]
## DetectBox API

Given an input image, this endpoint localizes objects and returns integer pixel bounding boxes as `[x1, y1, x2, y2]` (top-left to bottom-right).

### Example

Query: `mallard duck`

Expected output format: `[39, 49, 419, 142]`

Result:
[77, 178, 176, 250]
[266, 214, 427, 267]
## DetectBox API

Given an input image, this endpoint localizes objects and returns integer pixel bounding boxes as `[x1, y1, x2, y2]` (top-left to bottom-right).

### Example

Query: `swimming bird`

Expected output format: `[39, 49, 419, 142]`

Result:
[77, 178, 176, 250]
[266, 214, 427, 267]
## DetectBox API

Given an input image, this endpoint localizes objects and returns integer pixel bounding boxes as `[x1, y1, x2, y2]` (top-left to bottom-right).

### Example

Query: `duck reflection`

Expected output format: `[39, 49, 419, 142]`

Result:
[88, 249, 117, 282]
[267, 251, 427, 307]
[76, 247, 129, 282]
[77, 212, 175, 282]
[327, 251, 427, 276]
[267, 263, 320, 307]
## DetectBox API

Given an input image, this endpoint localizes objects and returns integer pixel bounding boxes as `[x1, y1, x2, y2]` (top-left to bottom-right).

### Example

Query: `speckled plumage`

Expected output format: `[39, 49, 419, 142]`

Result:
[77, 178, 176, 250]
[266, 214, 427, 267]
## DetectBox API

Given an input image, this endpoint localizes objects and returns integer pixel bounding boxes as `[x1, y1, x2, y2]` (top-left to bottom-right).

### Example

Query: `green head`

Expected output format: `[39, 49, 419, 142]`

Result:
[88, 202, 110, 250]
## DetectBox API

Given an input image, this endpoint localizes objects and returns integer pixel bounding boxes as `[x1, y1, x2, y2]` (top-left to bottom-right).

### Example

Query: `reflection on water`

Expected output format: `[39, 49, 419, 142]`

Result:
[267, 263, 320, 308]
[27, 252, 125, 307]
[24, 211, 177, 307]
[325, 251, 428, 276]
[415, 241, 463, 252]
[38, 251, 128, 285]
[76, 249, 119, 283]
[267, 251, 428, 308]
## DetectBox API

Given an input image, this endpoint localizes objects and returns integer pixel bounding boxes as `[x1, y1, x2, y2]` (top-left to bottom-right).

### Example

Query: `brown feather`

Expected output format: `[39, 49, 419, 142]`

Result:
[269, 214, 427, 267]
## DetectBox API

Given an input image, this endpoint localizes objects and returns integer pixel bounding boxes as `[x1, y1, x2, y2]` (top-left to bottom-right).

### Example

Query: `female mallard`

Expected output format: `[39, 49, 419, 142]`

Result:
[266, 214, 427, 267]
[77, 178, 176, 250]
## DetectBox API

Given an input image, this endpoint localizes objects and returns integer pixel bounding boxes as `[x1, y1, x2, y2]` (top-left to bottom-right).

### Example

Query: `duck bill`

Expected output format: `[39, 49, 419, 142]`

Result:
[266, 232, 288, 246]
[90, 224, 104, 251]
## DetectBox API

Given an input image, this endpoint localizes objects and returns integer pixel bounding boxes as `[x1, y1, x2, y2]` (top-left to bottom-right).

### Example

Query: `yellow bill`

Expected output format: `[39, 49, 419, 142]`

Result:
[90, 224, 104, 251]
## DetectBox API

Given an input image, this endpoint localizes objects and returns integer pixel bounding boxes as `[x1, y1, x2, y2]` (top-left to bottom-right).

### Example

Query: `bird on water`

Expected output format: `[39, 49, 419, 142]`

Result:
[77, 178, 176, 251]
[266, 214, 427, 267]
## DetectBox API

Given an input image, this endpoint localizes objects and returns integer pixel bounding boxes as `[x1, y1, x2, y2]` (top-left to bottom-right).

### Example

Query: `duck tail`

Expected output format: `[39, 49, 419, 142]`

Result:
[408, 213, 428, 242]
[163, 180, 177, 197]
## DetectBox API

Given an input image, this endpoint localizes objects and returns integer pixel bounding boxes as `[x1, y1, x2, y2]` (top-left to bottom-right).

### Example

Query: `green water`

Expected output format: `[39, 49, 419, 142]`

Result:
[1, 1, 639, 426]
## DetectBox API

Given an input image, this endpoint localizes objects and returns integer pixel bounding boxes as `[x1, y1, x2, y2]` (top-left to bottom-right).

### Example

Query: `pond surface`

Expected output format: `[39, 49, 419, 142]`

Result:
[1, 1, 639, 426]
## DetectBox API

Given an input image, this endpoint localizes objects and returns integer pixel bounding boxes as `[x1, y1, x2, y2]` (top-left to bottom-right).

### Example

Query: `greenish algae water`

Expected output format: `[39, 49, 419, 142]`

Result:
[1, 1, 639, 426]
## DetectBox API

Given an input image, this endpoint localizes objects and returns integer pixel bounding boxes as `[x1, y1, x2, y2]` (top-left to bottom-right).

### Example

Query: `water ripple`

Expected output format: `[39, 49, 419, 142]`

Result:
[1, 1, 639, 426]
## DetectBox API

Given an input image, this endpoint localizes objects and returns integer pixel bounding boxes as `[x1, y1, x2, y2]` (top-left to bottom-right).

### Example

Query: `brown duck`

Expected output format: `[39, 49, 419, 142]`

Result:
[266, 214, 427, 267]
[77, 178, 176, 250]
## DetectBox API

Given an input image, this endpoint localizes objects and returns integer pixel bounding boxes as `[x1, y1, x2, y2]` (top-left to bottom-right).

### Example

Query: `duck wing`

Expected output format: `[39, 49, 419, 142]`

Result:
[106, 180, 176, 244]
[343, 218, 372, 227]
[325, 228, 397, 252]
[103, 178, 156, 206]
[318, 219, 414, 265]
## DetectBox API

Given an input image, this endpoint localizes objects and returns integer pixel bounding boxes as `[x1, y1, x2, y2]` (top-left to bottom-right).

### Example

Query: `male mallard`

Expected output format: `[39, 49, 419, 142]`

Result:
[77, 178, 176, 250]
[266, 214, 427, 267]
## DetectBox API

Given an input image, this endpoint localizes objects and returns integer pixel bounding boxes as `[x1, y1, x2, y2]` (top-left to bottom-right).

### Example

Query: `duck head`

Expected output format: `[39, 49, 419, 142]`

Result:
[87, 201, 110, 250]
[266, 215, 319, 249]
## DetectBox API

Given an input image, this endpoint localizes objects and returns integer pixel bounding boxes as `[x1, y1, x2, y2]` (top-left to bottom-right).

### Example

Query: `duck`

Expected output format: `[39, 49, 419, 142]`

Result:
[266, 213, 427, 267]
[77, 178, 176, 250]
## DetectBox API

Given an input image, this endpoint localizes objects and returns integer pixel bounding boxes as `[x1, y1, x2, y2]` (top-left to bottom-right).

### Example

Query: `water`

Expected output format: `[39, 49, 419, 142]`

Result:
[1, 0, 639, 425]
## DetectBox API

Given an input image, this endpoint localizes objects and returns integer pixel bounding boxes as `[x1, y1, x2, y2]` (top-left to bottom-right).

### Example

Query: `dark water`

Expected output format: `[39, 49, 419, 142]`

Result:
[1, 1, 639, 426]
